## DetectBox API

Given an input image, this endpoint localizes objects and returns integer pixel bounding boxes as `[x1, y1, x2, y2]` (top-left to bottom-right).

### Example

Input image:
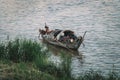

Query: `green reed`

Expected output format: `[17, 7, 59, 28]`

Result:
[0, 39, 46, 62]
[0, 39, 120, 80]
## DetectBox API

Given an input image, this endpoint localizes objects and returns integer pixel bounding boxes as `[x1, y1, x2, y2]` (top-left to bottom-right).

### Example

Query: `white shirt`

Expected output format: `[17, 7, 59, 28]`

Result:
[56, 31, 64, 40]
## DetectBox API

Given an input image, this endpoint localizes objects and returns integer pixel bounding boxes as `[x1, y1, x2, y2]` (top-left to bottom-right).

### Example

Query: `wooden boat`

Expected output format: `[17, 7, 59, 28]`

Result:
[39, 26, 86, 51]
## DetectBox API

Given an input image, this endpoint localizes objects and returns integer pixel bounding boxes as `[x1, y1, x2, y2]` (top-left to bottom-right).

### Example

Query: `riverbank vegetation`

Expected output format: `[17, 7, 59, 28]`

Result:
[0, 39, 120, 80]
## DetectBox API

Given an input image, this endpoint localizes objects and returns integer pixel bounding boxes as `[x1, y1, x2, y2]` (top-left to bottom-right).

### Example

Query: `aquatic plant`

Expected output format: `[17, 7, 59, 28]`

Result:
[34, 49, 72, 79]
[0, 39, 46, 62]
[0, 39, 120, 80]
[0, 42, 5, 59]
[0, 61, 55, 80]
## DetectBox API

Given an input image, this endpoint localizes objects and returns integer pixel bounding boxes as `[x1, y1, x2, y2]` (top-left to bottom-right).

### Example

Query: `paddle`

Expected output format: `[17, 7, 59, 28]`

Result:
[81, 31, 87, 47]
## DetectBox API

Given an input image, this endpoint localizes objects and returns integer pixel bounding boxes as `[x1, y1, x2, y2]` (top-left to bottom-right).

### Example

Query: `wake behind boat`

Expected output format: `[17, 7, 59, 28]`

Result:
[39, 23, 86, 50]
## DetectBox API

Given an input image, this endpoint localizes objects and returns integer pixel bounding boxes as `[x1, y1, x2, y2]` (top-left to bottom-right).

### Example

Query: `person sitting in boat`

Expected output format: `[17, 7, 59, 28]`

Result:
[56, 31, 64, 41]
[63, 30, 78, 43]
[56, 31, 72, 43]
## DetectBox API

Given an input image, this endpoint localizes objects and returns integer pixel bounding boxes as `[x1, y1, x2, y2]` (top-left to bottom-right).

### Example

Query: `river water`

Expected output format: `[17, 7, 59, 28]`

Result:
[0, 0, 120, 77]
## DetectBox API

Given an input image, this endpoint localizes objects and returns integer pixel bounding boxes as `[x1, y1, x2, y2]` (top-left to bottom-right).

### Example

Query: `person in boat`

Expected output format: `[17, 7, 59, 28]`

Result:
[63, 30, 77, 43]
[38, 25, 52, 36]
[44, 25, 53, 34]
[45, 25, 49, 33]
[64, 30, 74, 36]
[56, 31, 64, 41]
[55, 30, 73, 43]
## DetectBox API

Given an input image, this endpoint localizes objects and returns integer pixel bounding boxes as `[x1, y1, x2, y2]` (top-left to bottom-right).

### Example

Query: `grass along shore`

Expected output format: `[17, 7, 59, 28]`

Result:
[0, 39, 120, 80]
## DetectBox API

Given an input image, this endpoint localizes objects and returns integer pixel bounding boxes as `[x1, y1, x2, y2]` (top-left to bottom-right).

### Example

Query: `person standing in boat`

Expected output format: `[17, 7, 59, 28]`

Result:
[45, 26, 49, 34]
[44, 23, 53, 34]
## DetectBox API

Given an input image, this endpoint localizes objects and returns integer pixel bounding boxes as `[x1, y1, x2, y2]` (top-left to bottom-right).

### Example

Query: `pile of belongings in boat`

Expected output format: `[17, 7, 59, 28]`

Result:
[50, 29, 78, 43]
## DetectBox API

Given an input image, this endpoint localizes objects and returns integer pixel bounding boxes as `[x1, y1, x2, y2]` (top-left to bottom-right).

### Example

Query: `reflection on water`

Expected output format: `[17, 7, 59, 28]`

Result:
[46, 43, 81, 56]
[44, 42, 84, 77]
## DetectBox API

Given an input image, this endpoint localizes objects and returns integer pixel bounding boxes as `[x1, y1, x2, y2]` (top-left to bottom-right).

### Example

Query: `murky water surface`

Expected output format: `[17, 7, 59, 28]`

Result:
[0, 0, 120, 77]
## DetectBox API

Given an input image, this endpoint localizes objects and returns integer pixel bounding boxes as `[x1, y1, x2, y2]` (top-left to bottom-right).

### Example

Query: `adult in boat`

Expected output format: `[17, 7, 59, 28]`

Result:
[56, 31, 64, 41]
[44, 24, 53, 34]
[45, 25, 50, 34]
[55, 30, 77, 43]
[39, 25, 52, 34]
[38, 24, 52, 38]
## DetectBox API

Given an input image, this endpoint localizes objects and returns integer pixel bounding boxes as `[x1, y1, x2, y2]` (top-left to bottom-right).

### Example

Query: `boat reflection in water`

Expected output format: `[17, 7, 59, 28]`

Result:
[43, 41, 81, 54]
[42, 40, 84, 65]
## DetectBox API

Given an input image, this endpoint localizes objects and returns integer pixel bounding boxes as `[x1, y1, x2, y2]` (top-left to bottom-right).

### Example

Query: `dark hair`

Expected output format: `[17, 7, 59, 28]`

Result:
[45, 26, 48, 28]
